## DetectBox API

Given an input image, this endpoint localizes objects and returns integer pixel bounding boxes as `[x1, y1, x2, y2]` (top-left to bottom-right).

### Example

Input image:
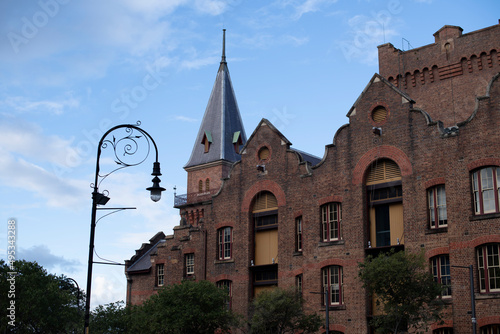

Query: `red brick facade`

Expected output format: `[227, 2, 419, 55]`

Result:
[126, 22, 500, 333]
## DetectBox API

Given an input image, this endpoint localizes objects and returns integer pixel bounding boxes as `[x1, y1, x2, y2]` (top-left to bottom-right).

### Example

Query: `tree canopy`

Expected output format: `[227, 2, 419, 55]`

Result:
[126, 279, 238, 334]
[0, 260, 84, 333]
[358, 249, 445, 333]
[250, 287, 322, 334]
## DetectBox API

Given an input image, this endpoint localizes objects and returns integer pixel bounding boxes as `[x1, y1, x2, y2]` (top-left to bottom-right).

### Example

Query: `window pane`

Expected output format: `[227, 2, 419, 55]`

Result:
[429, 188, 436, 227]
[482, 168, 496, 213]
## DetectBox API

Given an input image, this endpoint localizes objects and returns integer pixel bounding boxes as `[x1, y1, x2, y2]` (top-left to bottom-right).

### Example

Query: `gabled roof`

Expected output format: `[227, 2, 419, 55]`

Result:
[242, 118, 321, 165]
[184, 30, 247, 169]
[347, 73, 415, 117]
[126, 232, 165, 273]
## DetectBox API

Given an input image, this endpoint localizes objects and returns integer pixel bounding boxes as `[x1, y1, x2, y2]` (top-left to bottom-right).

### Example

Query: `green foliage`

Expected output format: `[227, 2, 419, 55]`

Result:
[0, 260, 84, 333]
[127, 280, 239, 334]
[358, 249, 445, 334]
[90, 301, 128, 334]
[250, 288, 322, 334]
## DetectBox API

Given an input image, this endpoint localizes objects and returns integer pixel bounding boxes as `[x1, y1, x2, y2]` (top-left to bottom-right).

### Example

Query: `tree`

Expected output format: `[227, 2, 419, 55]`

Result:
[358, 249, 445, 334]
[127, 280, 239, 334]
[0, 260, 84, 333]
[249, 288, 322, 334]
[90, 301, 128, 334]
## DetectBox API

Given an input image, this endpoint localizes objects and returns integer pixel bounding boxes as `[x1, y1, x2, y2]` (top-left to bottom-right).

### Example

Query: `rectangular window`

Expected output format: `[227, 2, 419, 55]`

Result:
[218, 227, 232, 260]
[473, 167, 500, 215]
[217, 280, 232, 310]
[322, 266, 343, 305]
[296, 274, 303, 294]
[156, 264, 164, 287]
[321, 203, 341, 242]
[185, 253, 194, 276]
[478, 244, 500, 293]
[295, 216, 302, 252]
[428, 185, 447, 228]
[431, 255, 451, 297]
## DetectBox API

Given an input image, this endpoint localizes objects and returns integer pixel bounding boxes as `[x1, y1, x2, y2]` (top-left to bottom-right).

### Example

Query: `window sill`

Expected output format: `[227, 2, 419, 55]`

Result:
[425, 227, 448, 235]
[476, 292, 500, 300]
[319, 305, 346, 311]
[318, 240, 345, 247]
[293, 251, 303, 257]
[214, 259, 235, 264]
[470, 212, 500, 221]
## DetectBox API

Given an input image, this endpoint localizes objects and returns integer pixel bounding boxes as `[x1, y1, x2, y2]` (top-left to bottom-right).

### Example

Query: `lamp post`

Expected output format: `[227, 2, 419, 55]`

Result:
[452, 265, 476, 334]
[310, 289, 329, 334]
[83, 122, 165, 334]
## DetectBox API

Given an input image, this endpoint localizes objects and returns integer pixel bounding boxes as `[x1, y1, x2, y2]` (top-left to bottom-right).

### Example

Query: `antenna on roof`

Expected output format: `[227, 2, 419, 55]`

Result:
[221, 29, 226, 63]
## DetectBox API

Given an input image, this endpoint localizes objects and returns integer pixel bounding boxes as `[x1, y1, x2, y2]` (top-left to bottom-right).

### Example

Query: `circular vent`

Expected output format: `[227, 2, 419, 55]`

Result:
[372, 107, 388, 123]
[258, 147, 270, 161]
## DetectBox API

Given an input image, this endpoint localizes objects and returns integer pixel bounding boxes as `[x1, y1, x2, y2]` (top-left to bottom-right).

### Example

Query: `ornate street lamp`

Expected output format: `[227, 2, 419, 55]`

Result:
[83, 122, 165, 334]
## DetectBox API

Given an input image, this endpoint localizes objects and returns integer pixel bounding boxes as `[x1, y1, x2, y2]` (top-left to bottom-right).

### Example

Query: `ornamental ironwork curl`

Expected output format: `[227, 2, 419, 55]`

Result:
[90, 121, 159, 193]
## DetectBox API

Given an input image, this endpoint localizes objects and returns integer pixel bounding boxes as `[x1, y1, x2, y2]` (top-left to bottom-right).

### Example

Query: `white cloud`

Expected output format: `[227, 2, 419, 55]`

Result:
[175, 115, 199, 122]
[2, 95, 79, 115]
[0, 116, 79, 167]
[181, 55, 219, 70]
[19, 245, 80, 273]
[292, 0, 339, 19]
[338, 14, 399, 65]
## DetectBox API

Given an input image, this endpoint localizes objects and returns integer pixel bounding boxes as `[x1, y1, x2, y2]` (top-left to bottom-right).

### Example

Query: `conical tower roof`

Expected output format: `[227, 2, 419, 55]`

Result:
[185, 30, 247, 169]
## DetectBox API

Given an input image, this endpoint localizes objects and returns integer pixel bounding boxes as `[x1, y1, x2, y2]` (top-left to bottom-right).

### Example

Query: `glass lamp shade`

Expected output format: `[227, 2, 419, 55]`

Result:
[147, 176, 166, 202]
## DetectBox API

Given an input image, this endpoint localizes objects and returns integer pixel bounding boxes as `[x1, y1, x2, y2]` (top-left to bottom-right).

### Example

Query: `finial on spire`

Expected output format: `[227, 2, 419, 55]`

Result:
[221, 29, 226, 63]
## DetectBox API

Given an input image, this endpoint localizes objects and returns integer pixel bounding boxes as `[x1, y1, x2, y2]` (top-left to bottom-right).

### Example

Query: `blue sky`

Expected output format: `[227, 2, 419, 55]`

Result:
[1, 0, 498, 308]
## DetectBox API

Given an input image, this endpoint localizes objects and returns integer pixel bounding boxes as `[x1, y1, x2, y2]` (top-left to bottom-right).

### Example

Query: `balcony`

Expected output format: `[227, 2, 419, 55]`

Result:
[174, 189, 218, 207]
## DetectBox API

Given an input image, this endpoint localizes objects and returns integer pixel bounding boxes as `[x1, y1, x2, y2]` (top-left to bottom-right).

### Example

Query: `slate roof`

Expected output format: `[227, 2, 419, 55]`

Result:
[126, 232, 165, 273]
[185, 30, 247, 169]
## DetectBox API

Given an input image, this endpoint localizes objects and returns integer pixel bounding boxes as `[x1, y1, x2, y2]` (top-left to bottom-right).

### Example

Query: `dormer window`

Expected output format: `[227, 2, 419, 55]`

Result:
[233, 131, 243, 154]
[201, 131, 212, 153]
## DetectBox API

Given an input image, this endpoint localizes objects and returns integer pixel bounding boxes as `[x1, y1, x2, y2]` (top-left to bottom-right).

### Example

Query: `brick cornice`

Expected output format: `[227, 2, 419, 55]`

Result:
[424, 177, 446, 189]
[352, 145, 413, 185]
[241, 180, 286, 212]
[317, 195, 343, 206]
[467, 157, 500, 171]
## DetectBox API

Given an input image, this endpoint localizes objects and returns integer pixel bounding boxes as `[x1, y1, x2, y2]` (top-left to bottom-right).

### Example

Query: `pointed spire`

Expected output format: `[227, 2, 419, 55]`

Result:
[184, 29, 247, 169]
[221, 29, 226, 64]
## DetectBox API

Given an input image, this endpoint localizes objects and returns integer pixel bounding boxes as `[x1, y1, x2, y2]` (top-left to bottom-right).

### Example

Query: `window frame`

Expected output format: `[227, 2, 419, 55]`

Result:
[156, 263, 164, 287]
[480, 324, 500, 334]
[472, 166, 500, 215]
[477, 243, 500, 293]
[431, 254, 451, 298]
[321, 265, 343, 306]
[217, 280, 232, 310]
[321, 203, 341, 242]
[295, 216, 303, 252]
[185, 253, 195, 276]
[295, 274, 303, 294]
[428, 185, 447, 229]
[217, 227, 232, 260]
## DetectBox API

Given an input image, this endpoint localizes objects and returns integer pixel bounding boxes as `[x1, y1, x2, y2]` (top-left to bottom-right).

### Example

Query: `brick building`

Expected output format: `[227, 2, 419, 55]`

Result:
[125, 23, 500, 333]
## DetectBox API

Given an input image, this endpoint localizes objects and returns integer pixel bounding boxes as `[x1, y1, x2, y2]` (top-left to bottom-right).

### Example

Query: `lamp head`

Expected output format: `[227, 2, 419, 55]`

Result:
[146, 162, 165, 202]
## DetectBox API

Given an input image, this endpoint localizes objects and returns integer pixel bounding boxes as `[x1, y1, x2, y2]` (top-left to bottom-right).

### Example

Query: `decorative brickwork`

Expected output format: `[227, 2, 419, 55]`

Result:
[126, 22, 500, 333]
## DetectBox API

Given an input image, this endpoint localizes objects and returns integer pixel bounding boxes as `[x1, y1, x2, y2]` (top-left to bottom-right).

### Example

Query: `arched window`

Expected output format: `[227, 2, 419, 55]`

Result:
[321, 265, 343, 305]
[480, 324, 500, 334]
[217, 227, 232, 260]
[472, 166, 500, 214]
[477, 243, 500, 293]
[198, 180, 203, 193]
[428, 185, 447, 228]
[431, 254, 451, 297]
[252, 191, 278, 295]
[321, 203, 341, 242]
[216, 280, 232, 309]
[205, 178, 210, 191]
[366, 159, 403, 248]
